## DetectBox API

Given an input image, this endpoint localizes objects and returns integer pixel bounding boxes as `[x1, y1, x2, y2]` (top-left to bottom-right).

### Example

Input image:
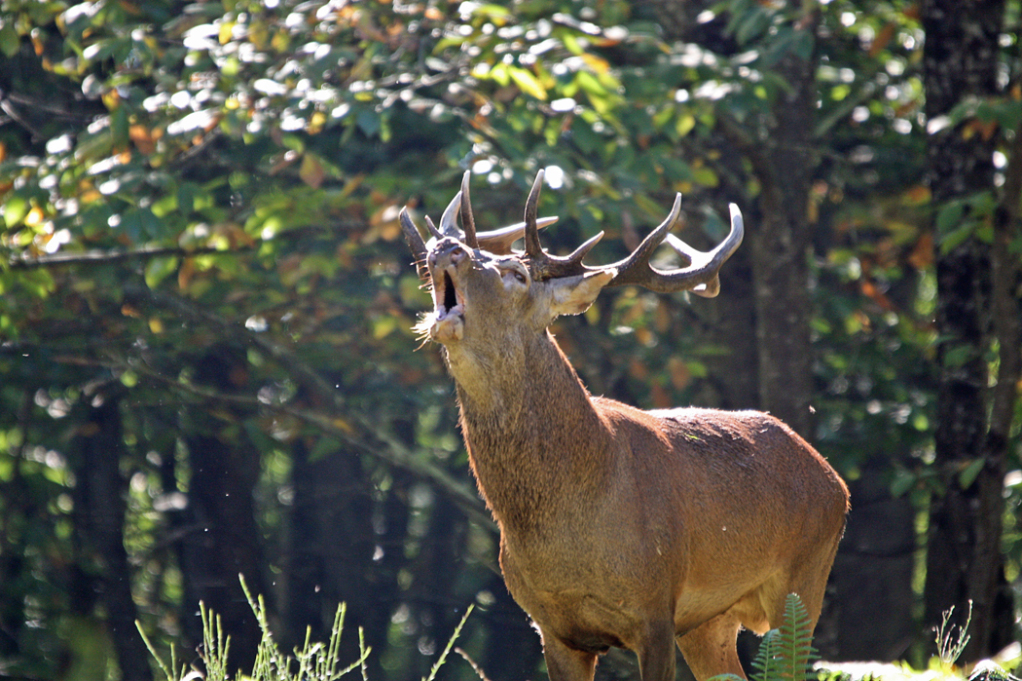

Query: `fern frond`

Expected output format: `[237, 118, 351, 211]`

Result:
[748, 594, 819, 681]
[775, 593, 818, 681]
[752, 629, 782, 681]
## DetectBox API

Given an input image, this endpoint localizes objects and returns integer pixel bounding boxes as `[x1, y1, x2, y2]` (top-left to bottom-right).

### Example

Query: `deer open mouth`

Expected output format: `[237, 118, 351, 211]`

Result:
[430, 268, 465, 342]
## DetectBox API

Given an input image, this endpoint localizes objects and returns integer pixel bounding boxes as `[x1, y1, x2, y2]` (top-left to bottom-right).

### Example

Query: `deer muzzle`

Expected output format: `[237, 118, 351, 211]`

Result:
[426, 240, 468, 343]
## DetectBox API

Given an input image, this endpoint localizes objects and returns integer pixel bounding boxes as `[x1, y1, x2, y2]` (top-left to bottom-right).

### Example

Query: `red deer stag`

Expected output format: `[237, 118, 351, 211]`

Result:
[399, 172, 849, 681]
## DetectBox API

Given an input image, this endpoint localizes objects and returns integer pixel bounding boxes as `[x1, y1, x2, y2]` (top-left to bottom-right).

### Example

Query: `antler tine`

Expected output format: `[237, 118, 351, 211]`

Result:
[439, 190, 463, 238]
[476, 216, 558, 255]
[460, 171, 479, 249]
[521, 170, 607, 280]
[606, 198, 744, 296]
[604, 194, 683, 289]
[399, 207, 430, 281]
[524, 170, 545, 258]
[423, 215, 443, 240]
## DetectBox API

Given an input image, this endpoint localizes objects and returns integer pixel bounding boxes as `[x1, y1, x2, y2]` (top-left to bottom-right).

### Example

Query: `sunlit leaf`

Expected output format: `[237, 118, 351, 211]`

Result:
[508, 66, 547, 100]
[145, 256, 179, 289]
[692, 166, 719, 188]
[300, 154, 326, 189]
[2, 194, 29, 227]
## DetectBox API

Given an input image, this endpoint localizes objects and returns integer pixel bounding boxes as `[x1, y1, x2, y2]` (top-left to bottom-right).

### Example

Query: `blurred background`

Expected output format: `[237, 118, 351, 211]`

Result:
[0, 0, 1019, 679]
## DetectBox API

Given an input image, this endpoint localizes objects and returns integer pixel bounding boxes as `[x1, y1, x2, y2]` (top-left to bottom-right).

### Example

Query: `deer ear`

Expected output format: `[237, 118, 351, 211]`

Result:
[548, 270, 616, 317]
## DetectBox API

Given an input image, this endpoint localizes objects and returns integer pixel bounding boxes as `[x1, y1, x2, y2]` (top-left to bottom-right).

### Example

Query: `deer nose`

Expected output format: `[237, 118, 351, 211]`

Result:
[430, 238, 469, 268]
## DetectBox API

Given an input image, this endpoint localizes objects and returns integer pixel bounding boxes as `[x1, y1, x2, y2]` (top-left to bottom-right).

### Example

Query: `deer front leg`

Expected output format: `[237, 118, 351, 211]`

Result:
[541, 633, 597, 681]
[676, 611, 745, 681]
[636, 619, 678, 681]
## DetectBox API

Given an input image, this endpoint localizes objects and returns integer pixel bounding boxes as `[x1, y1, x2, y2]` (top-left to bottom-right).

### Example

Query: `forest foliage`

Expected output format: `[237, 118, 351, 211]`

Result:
[1, 0, 1021, 679]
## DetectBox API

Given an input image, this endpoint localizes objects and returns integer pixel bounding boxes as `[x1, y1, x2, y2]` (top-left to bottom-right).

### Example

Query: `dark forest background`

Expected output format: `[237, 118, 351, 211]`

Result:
[1, 0, 1020, 679]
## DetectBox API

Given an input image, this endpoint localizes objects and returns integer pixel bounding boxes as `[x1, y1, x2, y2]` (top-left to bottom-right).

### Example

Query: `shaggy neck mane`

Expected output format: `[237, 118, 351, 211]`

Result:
[445, 329, 611, 532]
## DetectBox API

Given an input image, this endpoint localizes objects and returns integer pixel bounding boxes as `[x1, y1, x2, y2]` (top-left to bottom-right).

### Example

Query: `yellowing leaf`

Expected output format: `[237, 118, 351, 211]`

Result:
[307, 110, 327, 135]
[219, 20, 235, 44]
[248, 20, 269, 49]
[332, 417, 355, 435]
[676, 113, 696, 137]
[372, 315, 397, 339]
[508, 66, 547, 100]
[0, 22, 18, 58]
[178, 257, 195, 290]
[692, 167, 719, 188]
[129, 124, 162, 154]
[904, 184, 931, 205]
[24, 206, 45, 227]
[651, 383, 671, 409]
[580, 53, 610, 75]
[299, 154, 325, 188]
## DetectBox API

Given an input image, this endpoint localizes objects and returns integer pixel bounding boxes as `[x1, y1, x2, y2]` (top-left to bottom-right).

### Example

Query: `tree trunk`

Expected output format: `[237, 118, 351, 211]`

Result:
[921, 0, 1016, 659]
[823, 458, 916, 660]
[748, 28, 818, 440]
[70, 388, 153, 681]
[288, 437, 387, 680]
[176, 346, 268, 671]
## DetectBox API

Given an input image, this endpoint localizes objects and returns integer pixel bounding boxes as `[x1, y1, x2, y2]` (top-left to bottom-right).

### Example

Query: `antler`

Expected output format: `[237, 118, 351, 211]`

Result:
[603, 200, 744, 297]
[523, 170, 606, 280]
[521, 171, 744, 297]
[434, 171, 481, 248]
[400, 207, 430, 281]
[400, 172, 558, 271]
[402, 171, 742, 293]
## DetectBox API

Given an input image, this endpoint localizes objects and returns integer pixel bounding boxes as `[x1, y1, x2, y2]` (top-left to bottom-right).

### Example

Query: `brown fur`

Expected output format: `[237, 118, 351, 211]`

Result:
[412, 230, 849, 681]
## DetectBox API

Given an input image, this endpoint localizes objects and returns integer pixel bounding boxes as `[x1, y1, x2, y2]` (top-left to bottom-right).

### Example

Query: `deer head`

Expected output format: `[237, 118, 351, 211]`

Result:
[400, 171, 744, 347]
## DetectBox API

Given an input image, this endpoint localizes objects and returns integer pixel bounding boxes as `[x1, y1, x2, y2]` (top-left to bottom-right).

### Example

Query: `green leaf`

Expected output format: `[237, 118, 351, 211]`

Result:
[0, 20, 19, 58]
[111, 105, 129, 149]
[2, 193, 29, 227]
[938, 222, 975, 254]
[942, 343, 977, 368]
[570, 118, 603, 154]
[145, 256, 179, 289]
[958, 457, 985, 489]
[120, 207, 162, 243]
[734, 7, 773, 45]
[891, 469, 917, 498]
[178, 182, 198, 215]
[356, 108, 380, 137]
[575, 70, 607, 98]
[309, 437, 342, 462]
[692, 166, 719, 188]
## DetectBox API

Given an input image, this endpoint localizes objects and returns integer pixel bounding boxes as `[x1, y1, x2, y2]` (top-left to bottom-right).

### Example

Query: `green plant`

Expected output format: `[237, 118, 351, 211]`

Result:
[935, 601, 973, 672]
[710, 593, 818, 681]
[136, 577, 474, 681]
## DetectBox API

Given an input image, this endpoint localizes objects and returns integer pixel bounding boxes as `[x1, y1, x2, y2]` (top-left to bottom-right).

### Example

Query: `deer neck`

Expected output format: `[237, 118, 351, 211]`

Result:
[443, 329, 610, 532]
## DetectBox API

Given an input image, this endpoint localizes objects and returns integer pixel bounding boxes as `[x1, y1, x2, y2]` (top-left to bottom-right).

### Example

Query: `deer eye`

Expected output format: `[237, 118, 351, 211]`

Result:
[502, 266, 527, 285]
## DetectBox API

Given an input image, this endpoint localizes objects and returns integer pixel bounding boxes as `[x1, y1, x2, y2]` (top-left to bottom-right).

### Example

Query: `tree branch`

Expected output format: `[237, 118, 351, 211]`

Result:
[7, 245, 253, 270]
